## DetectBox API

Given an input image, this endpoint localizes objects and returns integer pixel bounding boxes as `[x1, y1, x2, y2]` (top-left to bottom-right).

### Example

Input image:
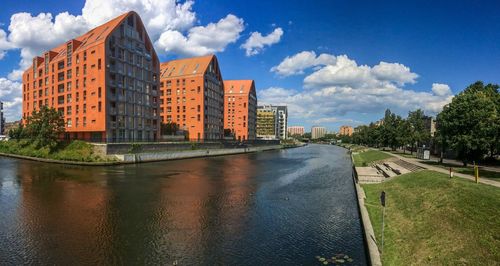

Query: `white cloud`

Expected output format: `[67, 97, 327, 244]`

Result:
[431, 83, 452, 96]
[0, 78, 22, 121]
[81, 0, 196, 36]
[6, 12, 89, 78]
[261, 51, 453, 123]
[3, 0, 242, 79]
[0, 29, 13, 59]
[241, 27, 283, 56]
[156, 14, 244, 56]
[270, 51, 336, 76]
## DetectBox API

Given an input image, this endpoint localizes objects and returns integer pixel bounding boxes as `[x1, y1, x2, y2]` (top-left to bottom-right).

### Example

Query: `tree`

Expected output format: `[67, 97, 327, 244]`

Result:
[160, 122, 179, 135]
[437, 81, 499, 166]
[397, 119, 412, 153]
[407, 109, 430, 154]
[24, 106, 65, 148]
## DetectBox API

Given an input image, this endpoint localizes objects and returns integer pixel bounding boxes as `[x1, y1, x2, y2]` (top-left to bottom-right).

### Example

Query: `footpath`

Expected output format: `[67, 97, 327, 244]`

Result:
[381, 151, 500, 188]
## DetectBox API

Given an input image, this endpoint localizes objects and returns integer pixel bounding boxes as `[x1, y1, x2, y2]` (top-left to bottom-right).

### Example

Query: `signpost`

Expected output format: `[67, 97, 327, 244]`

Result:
[380, 191, 386, 255]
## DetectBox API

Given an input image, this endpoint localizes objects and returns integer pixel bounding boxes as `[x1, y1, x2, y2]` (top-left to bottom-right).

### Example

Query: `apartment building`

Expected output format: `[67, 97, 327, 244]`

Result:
[288, 126, 304, 136]
[256, 105, 288, 140]
[339, 125, 353, 136]
[0, 101, 4, 135]
[311, 126, 326, 139]
[22, 11, 160, 142]
[159, 55, 224, 141]
[223, 80, 257, 141]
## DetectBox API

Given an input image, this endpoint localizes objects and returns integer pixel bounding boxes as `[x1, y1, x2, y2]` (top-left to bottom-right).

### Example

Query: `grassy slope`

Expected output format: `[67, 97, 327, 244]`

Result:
[0, 140, 108, 162]
[362, 170, 500, 265]
[421, 161, 500, 180]
[353, 150, 393, 166]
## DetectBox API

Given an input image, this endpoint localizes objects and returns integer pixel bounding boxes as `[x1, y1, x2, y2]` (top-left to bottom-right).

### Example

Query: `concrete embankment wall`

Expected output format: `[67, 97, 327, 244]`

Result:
[93, 140, 280, 156]
[343, 147, 382, 266]
[113, 145, 283, 163]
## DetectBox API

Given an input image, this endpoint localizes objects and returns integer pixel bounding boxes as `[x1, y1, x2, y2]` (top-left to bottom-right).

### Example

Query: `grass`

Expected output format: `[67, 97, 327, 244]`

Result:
[0, 140, 109, 162]
[353, 149, 393, 166]
[421, 161, 500, 180]
[362, 170, 500, 265]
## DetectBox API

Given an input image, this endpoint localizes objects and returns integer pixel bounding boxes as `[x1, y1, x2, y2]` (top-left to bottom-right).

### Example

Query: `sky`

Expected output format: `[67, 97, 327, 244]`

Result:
[0, 0, 499, 132]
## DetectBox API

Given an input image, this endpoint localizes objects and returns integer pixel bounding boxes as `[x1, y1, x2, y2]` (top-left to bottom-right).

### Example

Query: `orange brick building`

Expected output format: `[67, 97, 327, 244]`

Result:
[159, 55, 224, 141]
[339, 125, 353, 136]
[22, 11, 160, 142]
[223, 80, 257, 141]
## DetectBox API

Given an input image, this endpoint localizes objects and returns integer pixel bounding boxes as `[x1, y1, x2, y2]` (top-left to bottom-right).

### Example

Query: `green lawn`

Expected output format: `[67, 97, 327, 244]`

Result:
[0, 140, 109, 162]
[362, 170, 500, 265]
[421, 161, 500, 180]
[353, 149, 393, 166]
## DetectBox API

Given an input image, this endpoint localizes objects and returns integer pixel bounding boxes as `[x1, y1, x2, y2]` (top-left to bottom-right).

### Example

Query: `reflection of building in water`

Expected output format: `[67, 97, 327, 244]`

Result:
[17, 162, 113, 264]
[152, 155, 257, 263]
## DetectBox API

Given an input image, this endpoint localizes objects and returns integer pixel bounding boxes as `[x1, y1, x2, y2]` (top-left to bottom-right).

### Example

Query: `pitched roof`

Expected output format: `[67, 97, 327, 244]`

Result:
[159, 55, 215, 78]
[224, 80, 255, 95]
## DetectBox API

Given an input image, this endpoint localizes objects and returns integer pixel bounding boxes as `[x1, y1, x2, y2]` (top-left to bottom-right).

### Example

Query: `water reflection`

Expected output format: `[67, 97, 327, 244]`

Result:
[0, 145, 367, 265]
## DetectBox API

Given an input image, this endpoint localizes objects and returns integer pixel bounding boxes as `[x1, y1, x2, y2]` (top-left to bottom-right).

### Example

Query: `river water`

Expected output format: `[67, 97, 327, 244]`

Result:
[0, 144, 367, 265]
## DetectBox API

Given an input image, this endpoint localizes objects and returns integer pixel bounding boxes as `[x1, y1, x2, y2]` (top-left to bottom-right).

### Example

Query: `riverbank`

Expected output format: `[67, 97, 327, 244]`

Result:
[362, 170, 500, 265]
[0, 140, 305, 165]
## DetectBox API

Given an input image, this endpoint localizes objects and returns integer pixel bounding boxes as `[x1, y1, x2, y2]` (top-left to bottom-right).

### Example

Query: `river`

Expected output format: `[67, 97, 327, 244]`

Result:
[0, 144, 367, 265]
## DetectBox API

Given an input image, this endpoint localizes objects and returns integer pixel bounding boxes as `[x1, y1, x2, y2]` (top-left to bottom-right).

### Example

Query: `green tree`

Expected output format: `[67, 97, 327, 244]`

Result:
[397, 119, 412, 154]
[407, 109, 430, 154]
[160, 122, 179, 135]
[437, 81, 499, 166]
[24, 106, 65, 148]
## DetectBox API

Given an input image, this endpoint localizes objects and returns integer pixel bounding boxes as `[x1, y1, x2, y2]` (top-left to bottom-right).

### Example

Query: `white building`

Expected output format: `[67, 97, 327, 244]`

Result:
[311, 126, 326, 139]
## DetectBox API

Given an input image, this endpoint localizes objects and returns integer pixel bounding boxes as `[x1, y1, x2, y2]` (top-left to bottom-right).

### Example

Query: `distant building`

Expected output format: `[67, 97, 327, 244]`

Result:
[256, 107, 276, 139]
[288, 126, 305, 136]
[223, 80, 257, 141]
[339, 125, 353, 136]
[311, 126, 326, 139]
[4, 120, 21, 136]
[256, 105, 288, 140]
[423, 116, 436, 137]
[0, 101, 4, 135]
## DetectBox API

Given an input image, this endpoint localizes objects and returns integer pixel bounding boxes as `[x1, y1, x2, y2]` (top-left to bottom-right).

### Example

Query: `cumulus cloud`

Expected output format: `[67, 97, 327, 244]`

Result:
[0, 78, 22, 121]
[261, 51, 453, 123]
[156, 14, 244, 56]
[431, 83, 452, 96]
[6, 12, 89, 76]
[241, 27, 283, 56]
[270, 51, 336, 76]
[2, 0, 243, 78]
[0, 29, 13, 60]
[81, 0, 196, 36]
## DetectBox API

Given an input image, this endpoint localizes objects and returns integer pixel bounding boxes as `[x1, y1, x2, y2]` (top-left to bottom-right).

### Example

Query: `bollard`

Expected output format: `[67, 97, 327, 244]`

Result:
[449, 167, 454, 178]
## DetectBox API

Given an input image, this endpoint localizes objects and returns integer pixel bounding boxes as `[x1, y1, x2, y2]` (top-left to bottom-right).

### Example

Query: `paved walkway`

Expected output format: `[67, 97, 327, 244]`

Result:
[393, 149, 500, 173]
[382, 151, 500, 188]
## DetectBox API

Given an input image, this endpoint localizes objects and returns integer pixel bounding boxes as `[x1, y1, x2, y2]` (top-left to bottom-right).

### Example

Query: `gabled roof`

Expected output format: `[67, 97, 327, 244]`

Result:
[160, 55, 215, 78]
[224, 80, 255, 95]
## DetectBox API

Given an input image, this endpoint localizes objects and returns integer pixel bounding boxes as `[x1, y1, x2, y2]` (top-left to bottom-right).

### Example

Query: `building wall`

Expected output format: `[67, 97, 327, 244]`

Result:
[287, 126, 304, 136]
[311, 126, 326, 139]
[21, 12, 160, 142]
[339, 125, 353, 136]
[159, 55, 224, 141]
[256, 108, 276, 139]
[224, 80, 257, 141]
[256, 105, 288, 140]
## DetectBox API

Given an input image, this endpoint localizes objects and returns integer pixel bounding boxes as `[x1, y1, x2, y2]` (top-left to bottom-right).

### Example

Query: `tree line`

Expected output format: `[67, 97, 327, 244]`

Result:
[349, 81, 499, 166]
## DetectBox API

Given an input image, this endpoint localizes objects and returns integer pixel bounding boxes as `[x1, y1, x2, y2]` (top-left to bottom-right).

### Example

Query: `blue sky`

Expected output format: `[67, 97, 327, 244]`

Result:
[0, 0, 499, 132]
